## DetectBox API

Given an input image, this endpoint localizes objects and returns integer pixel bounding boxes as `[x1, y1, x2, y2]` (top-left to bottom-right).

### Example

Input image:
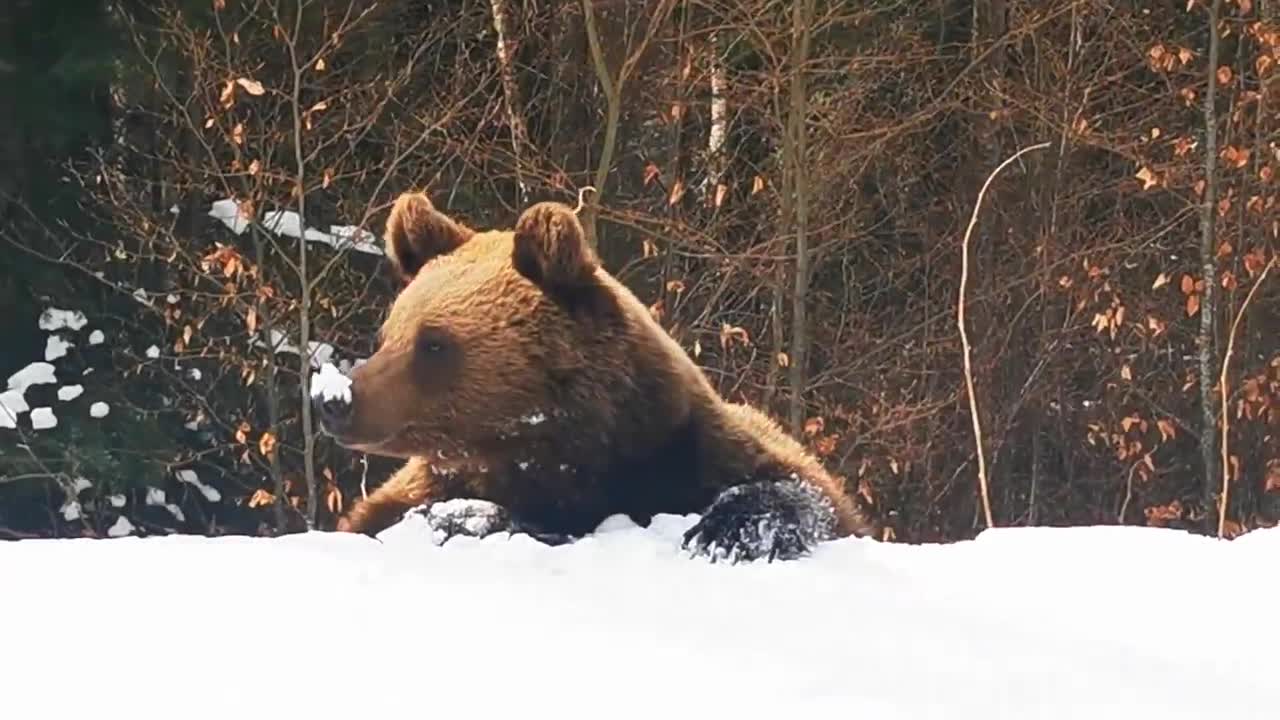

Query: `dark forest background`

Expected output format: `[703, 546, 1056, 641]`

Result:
[1, 0, 1276, 543]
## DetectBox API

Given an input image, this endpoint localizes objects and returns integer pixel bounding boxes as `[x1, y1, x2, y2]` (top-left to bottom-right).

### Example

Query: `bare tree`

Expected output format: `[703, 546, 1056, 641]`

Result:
[1198, 0, 1223, 530]
[784, 0, 816, 436]
[579, 0, 676, 249]
[490, 0, 531, 204]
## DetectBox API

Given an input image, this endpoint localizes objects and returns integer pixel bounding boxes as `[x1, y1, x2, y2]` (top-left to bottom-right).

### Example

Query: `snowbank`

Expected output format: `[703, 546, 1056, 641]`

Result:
[1, 519, 1275, 719]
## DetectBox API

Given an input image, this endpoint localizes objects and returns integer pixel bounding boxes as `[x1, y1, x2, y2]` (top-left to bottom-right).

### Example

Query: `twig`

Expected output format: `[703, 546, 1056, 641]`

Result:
[958, 140, 1052, 529]
[574, 186, 597, 215]
[1217, 257, 1275, 538]
[1118, 459, 1143, 524]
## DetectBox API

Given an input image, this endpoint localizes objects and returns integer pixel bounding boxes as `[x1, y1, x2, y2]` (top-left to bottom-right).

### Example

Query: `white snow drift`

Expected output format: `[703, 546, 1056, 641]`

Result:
[0, 520, 1275, 719]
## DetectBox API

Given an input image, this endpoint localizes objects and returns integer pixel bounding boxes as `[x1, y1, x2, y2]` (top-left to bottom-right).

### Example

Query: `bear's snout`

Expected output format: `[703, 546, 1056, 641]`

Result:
[311, 386, 355, 438]
[314, 394, 353, 437]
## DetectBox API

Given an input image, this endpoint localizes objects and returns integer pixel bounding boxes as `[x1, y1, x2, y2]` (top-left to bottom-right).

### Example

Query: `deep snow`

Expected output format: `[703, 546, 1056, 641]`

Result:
[0, 518, 1275, 719]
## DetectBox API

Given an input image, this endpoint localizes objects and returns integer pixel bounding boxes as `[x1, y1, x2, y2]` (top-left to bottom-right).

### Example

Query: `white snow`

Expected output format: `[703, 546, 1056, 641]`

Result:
[70, 476, 92, 494]
[29, 407, 57, 430]
[176, 469, 221, 502]
[107, 494, 126, 508]
[88, 329, 105, 345]
[252, 331, 336, 370]
[145, 345, 160, 359]
[308, 340, 335, 369]
[105, 516, 134, 537]
[209, 198, 250, 234]
[8, 362, 57, 393]
[38, 308, 88, 332]
[310, 362, 352, 404]
[0, 389, 29, 428]
[56, 385, 84, 402]
[45, 335, 73, 361]
[89, 402, 110, 418]
[521, 411, 547, 425]
[59, 500, 82, 521]
[145, 487, 166, 506]
[209, 197, 383, 255]
[1, 522, 1277, 718]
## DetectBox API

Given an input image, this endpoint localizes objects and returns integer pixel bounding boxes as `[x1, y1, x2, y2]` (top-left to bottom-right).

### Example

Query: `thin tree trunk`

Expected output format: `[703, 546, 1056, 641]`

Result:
[786, 0, 815, 436]
[706, 30, 728, 194]
[579, 0, 675, 249]
[1199, 0, 1222, 531]
[287, 11, 318, 530]
[253, 233, 288, 532]
[489, 0, 530, 204]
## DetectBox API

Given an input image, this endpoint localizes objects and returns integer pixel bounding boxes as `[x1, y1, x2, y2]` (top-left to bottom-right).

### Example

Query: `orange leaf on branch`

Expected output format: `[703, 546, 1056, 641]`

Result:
[248, 489, 275, 509]
[218, 80, 235, 110]
[236, 77, 266, 96]
[1135, 166, 1159, 190]
[803, 417, 824, 436]
[719, 323, 749, 351]
[668, 178, 685, 206]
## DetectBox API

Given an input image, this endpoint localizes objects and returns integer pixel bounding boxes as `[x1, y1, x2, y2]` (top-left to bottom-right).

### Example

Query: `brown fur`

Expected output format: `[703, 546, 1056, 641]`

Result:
[325, 193, 875, 541]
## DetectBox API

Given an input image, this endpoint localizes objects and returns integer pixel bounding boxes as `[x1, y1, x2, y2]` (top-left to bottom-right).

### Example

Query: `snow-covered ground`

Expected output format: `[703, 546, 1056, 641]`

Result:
[1, 517, 1275, 719]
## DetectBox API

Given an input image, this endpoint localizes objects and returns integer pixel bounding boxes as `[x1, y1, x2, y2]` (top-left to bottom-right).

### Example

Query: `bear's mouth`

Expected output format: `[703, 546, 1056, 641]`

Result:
[326, 423, 436, 460]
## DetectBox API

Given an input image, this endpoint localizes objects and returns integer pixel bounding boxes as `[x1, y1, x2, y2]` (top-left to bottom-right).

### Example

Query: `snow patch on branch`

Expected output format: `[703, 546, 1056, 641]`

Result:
[208, 198, 383, 256]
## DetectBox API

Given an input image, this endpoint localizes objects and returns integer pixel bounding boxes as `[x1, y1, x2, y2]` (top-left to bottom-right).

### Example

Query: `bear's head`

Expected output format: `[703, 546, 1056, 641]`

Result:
[314, 191, 646, 462]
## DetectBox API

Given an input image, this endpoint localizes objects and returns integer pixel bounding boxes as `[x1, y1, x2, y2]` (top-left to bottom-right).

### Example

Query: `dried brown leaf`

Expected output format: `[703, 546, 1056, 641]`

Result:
[668, 178, 685, 206]
[248, 489, 275, 508]
[236, 77, 266, 96]
[1135, 165, 1159, 190]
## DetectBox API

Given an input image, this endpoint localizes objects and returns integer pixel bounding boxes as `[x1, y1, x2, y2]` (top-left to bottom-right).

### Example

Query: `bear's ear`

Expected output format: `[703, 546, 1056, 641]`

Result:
[512, 202, 599, 292]
[383, 192, 474, 282]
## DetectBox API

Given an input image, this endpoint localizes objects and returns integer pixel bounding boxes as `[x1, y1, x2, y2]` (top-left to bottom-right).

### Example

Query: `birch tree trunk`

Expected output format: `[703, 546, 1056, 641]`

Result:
[489, 0, 530, 204]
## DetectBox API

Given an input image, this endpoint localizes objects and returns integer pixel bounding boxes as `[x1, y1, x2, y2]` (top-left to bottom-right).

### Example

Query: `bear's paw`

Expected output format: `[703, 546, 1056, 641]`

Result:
[408, 498, 514, 545]
[681, 479, 838, 563]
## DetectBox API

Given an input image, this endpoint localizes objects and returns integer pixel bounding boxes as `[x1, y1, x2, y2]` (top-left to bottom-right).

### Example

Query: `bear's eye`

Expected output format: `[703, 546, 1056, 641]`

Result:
[415, 328, 451, 356]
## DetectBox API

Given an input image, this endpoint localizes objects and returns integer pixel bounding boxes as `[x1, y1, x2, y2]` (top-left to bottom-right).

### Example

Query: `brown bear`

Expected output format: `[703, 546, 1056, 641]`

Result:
[314, 191, 875, 562]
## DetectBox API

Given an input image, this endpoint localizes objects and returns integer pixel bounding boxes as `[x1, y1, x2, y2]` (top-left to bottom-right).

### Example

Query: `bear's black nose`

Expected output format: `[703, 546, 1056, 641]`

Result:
[313, 393, 352, 433]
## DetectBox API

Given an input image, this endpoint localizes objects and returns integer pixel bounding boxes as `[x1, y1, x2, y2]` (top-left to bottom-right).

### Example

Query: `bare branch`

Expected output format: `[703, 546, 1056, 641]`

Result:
[957, 141, 1052, 530]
